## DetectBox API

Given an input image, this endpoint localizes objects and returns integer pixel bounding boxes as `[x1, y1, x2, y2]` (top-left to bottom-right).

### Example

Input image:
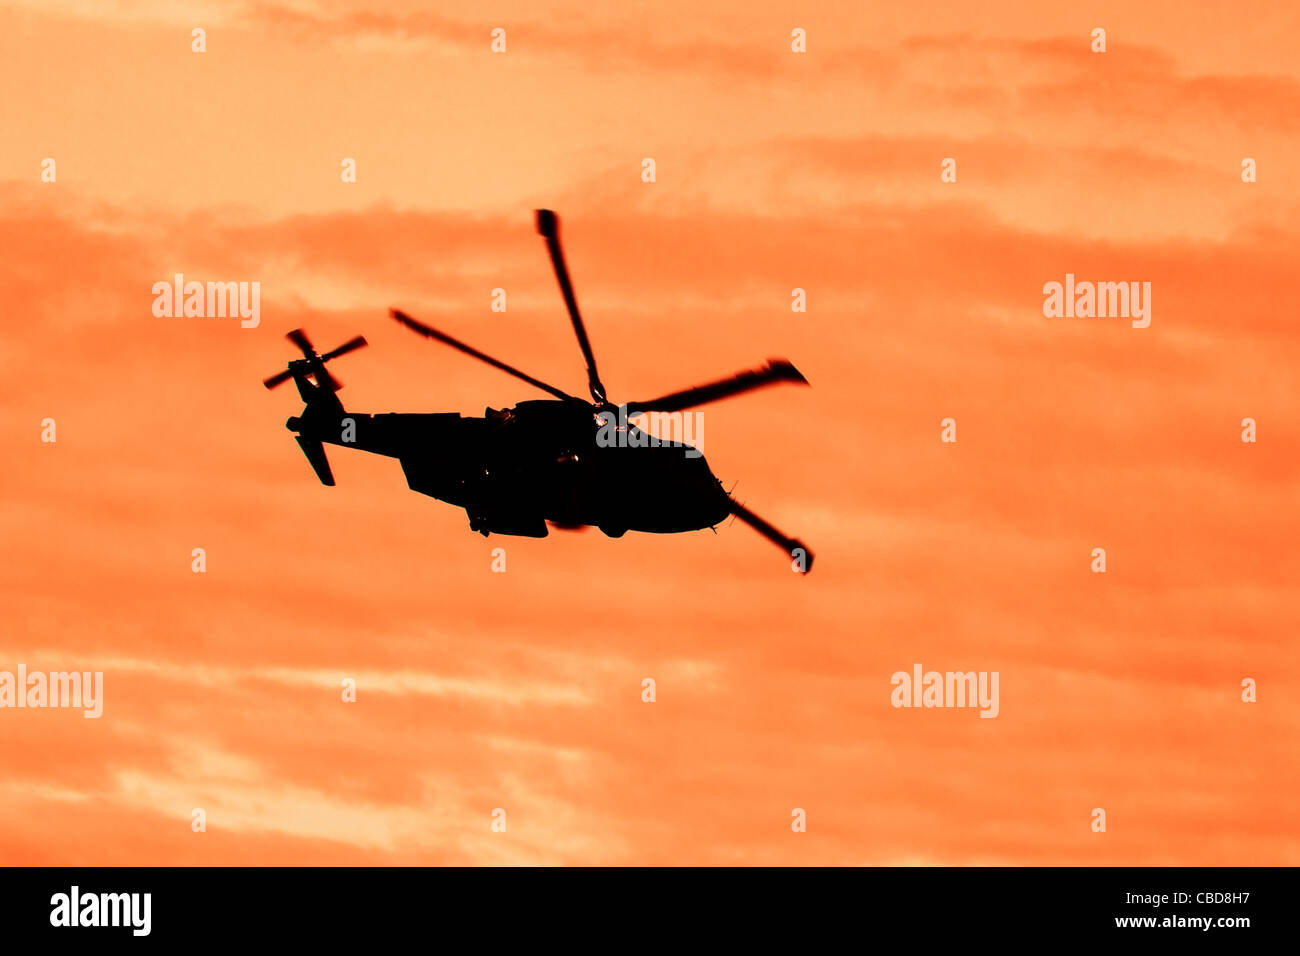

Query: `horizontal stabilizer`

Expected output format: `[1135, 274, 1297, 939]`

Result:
[295, 435, 335, 486]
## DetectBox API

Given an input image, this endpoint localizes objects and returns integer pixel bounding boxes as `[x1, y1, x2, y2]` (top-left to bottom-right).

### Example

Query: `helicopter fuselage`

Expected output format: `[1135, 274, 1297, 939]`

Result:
[288, 394, 732, 538]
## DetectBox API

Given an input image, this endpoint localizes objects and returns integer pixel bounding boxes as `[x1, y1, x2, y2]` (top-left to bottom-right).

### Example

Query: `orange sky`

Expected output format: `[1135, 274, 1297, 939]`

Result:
[1, 0, 1297, 865]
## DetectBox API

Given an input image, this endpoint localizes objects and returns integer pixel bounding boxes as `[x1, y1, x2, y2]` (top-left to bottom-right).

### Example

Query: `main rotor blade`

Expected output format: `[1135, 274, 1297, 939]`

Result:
[729, 500, 814, 574]
[286, 328, 314, 357]
[263, 368, 294, 389]
[535, 210, 607, 404]
[624, 360, 809, 415]
[389, 308, 582, 404]
[320, 335, 368, 362]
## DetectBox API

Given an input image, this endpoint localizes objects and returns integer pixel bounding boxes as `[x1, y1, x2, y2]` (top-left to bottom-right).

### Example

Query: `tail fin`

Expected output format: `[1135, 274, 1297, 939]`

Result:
[294, 435, 336, 486]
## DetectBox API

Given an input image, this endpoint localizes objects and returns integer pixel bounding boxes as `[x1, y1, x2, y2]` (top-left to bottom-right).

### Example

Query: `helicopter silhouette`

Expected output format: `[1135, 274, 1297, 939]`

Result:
[264, 210, 814, 572]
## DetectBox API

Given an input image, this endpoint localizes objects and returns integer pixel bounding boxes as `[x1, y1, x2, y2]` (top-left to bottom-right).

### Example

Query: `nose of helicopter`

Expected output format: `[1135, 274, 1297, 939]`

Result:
[671, 451, 734, 530]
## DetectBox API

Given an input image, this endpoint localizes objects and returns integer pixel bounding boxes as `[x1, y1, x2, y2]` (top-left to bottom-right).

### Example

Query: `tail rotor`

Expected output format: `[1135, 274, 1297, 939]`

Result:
[263, 329, 367, 391]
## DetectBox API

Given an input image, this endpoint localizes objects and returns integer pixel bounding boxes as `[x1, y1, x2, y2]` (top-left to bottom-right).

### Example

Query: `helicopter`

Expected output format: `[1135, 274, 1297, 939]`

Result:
[263, 210, 814, 572]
